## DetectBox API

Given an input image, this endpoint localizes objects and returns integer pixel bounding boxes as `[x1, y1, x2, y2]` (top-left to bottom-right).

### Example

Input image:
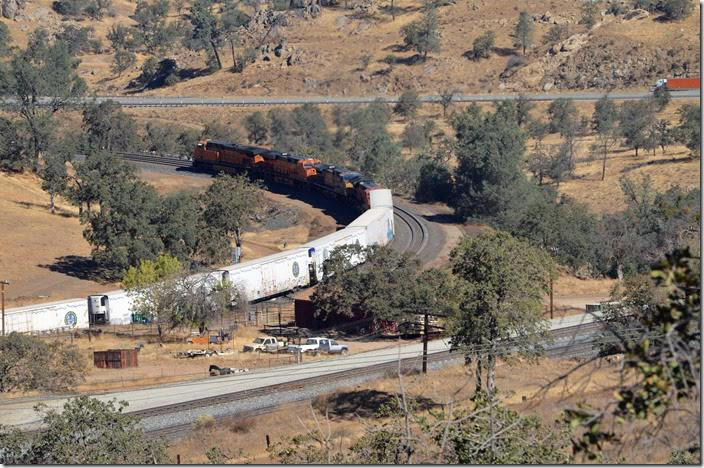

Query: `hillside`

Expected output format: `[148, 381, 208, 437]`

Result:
[0, 0, 699, 97]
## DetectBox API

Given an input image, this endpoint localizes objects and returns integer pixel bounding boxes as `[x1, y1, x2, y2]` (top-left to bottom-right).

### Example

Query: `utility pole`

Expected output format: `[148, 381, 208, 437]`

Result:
[1, 280, 8, 336]
[422, 312, 429, 373]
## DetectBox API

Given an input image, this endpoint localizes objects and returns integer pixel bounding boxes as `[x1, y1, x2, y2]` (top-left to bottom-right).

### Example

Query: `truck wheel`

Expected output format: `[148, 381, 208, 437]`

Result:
[313, 350, 319, 357]
[341, 349, 348, 355]
[255, 349, 261, 356]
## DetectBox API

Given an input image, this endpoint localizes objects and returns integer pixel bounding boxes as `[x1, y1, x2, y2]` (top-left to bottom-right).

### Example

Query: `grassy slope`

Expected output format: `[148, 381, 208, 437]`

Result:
[0, 0, 699, 96]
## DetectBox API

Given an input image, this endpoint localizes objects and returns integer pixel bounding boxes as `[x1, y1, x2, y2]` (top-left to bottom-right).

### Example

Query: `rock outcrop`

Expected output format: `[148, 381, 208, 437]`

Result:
[2, 0, 27, 19]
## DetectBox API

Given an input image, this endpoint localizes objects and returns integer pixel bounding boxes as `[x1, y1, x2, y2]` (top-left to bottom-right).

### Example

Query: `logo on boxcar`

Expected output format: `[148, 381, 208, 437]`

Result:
[64, 311, 78, 327]
[292, 261, 300, 277]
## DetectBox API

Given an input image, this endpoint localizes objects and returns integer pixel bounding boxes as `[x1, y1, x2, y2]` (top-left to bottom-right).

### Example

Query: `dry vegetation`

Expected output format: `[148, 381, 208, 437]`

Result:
[168, 356, 696, 464]
[0, 0, 699, 96]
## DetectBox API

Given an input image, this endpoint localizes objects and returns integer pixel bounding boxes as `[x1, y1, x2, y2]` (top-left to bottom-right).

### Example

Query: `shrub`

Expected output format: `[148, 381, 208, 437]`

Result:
[193, 415, 216, 430]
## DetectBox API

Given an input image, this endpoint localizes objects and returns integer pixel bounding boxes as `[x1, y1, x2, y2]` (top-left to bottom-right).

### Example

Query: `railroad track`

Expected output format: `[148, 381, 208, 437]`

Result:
[391, 204, 429, 257]
[117, 152, 193, 167]
[138, 321, 603, 440]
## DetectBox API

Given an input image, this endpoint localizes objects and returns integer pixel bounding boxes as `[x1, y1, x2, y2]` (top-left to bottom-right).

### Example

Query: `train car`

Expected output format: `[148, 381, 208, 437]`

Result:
[194, 140, 220, 167]
[351, 179, 383, 210]
[303, 227, 367, 284]
[348, 207, 395, 247]
[220, 248, 312, 300]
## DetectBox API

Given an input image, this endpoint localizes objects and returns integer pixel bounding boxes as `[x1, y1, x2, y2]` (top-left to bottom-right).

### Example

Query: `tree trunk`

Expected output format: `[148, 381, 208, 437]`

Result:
[211, 41, 223, 69]
[635, 146, 639, 158]
[391, 0, 395, 19]
[617, 262, 624, 281]
[475, 358, 482, 393]
[487, 352, 496, 393]
[49, 193, 55, 214]
[601, 149, 607, 181]
[229, 39, 236, 69]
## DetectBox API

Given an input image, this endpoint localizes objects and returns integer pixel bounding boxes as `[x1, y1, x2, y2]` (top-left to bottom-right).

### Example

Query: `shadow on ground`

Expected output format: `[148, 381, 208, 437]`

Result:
[40, 255, 115, 283]
[313, 389, 440, 420]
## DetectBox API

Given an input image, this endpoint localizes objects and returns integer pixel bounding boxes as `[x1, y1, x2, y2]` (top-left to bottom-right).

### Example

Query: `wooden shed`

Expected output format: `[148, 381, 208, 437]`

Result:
[93, 349, 139, 369]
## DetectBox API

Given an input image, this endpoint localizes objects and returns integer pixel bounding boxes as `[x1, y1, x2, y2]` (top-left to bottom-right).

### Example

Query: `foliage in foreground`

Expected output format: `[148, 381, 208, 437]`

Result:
[0, 396, 170, 464]
[0, 333, 84, 394]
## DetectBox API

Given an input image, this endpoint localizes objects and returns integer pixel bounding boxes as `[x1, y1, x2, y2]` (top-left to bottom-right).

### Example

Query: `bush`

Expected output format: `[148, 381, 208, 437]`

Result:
[0, 333, 85, 393]
[228, 416, 256, 433]
[193, 415, 216, 430]
[415, 159, 453, 203]
[394, 89, 421, 118]
[660, 0, 694, 20]
[471, 30, 495, 59]
[542, 23, 568, 44]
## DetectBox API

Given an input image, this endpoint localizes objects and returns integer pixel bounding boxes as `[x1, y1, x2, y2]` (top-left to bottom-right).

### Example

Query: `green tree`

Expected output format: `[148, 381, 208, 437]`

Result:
[132, 0, 172, 53]
[619, 99, 657, 157]
[311, 244, 419, 323]
[199, 173, 261, 264]
[470, 30, 495, 59]
[656, 119, 672, 153]
[592, 95, 618, 179]
[513, 11, 534, 55]
[439, 88, 456, 117]
[400, 8, 441, 60]
[0, 396, 170, 464]
[157, 192, 201, 262]
[111, 48, 136, 76]
[449, 231, 553, 393]
[675, 103, 700, 158]
[221, 6, 250, 70]
[66, 150, 134, 216]
[0, 117, 25, 172]
[0, 39, 86, 170]
[450, 103, 527, 221]
[515, 94, 534, 127]
[122, 254, 182, 288]
[291, 103, 333, 153]
[83, 178, 165, 275]
[547, 97, 578, 134]
[245, 111, 269, 144]
[185, 0, 223, 70]
[401, 120, 432, 152]
[652, 84, 671, 111]
[394, 88, 421, 119]
[40, 152, 69, 214]
[83, 100, 140, 152]
[0, 333, 84, 393]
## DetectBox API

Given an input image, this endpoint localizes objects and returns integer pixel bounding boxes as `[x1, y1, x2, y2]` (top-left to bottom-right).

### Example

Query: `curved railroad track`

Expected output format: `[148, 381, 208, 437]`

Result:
[140, 321, 604, 440]
[114, 152, 432, 259]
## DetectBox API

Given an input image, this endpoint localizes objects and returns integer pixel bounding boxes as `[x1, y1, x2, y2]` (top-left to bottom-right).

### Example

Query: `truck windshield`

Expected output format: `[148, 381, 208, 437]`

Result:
[254, 338, 265, 344]
[305, 339, 317, 345]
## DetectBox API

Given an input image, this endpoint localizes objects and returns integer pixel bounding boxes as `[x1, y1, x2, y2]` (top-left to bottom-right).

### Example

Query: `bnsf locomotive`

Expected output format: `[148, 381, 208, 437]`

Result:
[194, 140, 382, 211]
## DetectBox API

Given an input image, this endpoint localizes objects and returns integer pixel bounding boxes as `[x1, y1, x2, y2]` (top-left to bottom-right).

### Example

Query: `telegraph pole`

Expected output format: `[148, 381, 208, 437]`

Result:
[422, 312, 429, 373]
[1, 280, 9, 336]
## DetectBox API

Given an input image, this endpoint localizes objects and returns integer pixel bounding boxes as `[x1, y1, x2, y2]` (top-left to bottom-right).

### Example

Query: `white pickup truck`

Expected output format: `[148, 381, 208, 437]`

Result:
[242, 336, 287, 353]
[286, 337, 327, 355]
[287, 337, 348, 355]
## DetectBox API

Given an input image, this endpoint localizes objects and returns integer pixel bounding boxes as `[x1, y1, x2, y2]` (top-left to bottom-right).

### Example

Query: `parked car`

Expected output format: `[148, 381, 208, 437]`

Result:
[242, 336, 287, 353]
[286, 337, 329, 355]
[320, 339, 348, 355]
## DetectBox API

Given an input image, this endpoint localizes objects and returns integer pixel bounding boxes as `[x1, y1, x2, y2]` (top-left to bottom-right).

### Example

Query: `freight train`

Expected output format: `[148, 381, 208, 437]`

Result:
[4, 142, 395, 333]
[193, 140, 381, 211]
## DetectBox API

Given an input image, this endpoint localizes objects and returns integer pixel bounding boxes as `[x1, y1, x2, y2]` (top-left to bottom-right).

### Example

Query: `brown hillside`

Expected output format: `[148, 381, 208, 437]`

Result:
[0, 0, 699, 96]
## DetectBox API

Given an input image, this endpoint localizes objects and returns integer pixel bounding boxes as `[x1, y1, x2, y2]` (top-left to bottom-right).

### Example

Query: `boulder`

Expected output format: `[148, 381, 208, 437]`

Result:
[623, 8, 648, 21]
[2, 0, 26, 19]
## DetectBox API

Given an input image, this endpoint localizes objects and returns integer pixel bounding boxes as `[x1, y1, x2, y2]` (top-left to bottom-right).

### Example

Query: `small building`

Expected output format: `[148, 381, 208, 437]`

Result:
[93, 349, 139, 368]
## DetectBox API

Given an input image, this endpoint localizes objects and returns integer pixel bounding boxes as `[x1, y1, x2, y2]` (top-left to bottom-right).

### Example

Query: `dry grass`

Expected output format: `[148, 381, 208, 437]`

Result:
[0, 325, 400, 396]
[168, 356, 698, 464]
[1, 0, 698, 97]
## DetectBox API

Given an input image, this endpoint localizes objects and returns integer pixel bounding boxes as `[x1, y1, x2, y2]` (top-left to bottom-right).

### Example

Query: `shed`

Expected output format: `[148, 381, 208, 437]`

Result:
[93, 349, 139, 368]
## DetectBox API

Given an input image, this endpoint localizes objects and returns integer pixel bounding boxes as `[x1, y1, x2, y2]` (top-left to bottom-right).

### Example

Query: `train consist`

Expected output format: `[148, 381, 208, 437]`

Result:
[194, 140, 381, 211]
[4, 141, 395, 333]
